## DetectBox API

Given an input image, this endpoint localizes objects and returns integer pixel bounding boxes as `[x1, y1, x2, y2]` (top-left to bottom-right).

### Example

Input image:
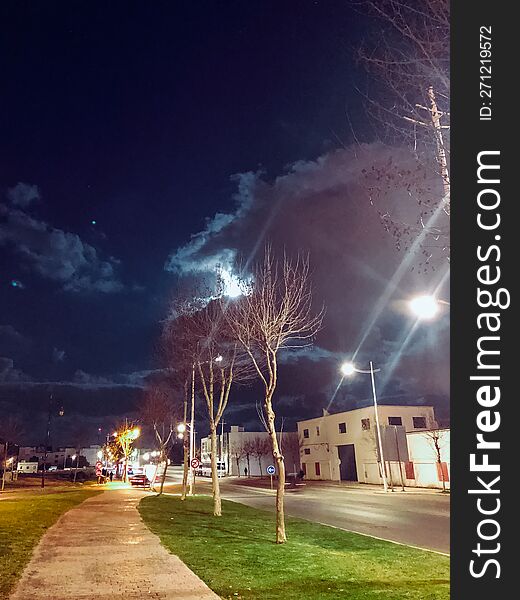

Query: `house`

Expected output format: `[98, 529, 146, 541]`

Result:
[297, 404, 436, 484]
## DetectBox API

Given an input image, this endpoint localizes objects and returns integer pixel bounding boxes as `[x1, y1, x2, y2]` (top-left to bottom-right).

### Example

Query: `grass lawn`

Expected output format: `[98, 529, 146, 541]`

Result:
[0, 488, 99, 599]
[139, 495, 449, 600]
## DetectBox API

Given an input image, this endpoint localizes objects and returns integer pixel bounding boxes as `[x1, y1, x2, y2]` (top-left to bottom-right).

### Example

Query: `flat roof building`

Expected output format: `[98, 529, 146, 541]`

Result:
[297, 404, 436, 484]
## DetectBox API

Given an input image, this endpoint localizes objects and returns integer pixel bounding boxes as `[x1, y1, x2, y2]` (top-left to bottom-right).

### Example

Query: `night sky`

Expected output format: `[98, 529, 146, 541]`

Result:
[1, 1, 449, 445]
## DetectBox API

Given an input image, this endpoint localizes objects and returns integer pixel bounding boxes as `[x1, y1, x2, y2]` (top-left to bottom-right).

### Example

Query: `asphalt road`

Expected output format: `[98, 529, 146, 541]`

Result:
[162, 466, 450, 554]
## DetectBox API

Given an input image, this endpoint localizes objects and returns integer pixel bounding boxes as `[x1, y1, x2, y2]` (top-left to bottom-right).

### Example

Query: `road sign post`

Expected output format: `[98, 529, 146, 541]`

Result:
[266, 464, 275, 490]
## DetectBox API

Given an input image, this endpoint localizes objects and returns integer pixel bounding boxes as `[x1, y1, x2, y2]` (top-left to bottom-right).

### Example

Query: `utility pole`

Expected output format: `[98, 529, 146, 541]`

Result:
[188, 363, 195, 495]
[369, 362, 388, 493]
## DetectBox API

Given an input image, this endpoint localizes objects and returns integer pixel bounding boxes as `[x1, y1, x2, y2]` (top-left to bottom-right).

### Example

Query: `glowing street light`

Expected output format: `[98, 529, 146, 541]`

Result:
[340, 362, 356, 377]
[408, 295, 450, 320]
[340, 361, 388, 492]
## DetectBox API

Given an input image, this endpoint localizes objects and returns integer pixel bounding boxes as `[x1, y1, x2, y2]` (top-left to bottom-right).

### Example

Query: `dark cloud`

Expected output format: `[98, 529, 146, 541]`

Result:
[165, 143, 450, 417]
[0, 356, 32, 383]
[0, 197, 124, 293]
[6, 182, 40, 208]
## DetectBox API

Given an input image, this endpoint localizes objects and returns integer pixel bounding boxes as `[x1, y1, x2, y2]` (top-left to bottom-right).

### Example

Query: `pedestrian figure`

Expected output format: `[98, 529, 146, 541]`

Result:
[109, 470, 113, 482]
[244, 467, 248, 477]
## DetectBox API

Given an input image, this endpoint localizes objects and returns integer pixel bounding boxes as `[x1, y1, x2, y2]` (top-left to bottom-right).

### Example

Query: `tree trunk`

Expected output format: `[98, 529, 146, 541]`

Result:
[257, 456, 262, 477]
[181, 381, 189, 500]
[236, 457, 240, 476]
[1, 442, 7, 492]
[181, 434, 189, 499]
[265, 397, 286, 543]
[159, 450, 168, 495]
[246, 454, 250, 477]
[210, 424, 222, 516]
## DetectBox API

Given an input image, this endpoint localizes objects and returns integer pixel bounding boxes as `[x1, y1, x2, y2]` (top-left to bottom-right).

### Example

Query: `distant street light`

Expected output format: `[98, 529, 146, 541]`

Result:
[340, 361, 388, 492]
[408, 295, 450, 320]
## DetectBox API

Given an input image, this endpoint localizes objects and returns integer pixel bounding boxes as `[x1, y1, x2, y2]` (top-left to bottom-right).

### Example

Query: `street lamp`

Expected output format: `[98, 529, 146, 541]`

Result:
[41, 393, 64, 488]
[340, 361, 388, 492]
[408, 294, 450, 320]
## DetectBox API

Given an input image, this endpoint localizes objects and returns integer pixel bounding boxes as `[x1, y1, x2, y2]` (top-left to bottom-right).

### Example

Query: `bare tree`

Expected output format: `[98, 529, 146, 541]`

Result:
[70, 423, 91, 483]
[423, 417, 448, 491]
[279, 432, 302, 476]
[141, 381, 181, 495]
[186, 297, 254, 516]
[356, 0, 450, 265]
[229, 441, 245, 476]
[227, 247, 324, 543]
[161, 307, 198, 500]
[242, 438, 253, 476]
[0, 416, 24, 492]
[248, 436, 271, 476]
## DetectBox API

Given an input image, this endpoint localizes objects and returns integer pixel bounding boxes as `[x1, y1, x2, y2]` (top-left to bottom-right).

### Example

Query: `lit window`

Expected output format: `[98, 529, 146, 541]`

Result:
[338, 422, 347, 434]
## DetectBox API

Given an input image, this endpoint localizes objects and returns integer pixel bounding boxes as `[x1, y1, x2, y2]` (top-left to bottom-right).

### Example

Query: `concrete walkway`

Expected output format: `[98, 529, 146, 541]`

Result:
[10, 488, 219, 600]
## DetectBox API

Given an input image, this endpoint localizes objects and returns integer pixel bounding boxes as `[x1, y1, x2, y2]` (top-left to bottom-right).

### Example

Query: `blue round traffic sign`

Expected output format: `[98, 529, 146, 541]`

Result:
[266, 465, 275, 475]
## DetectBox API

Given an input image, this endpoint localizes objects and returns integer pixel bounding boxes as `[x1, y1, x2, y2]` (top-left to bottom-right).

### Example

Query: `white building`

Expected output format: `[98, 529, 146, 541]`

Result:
[18, 446, 77, 468]
[297, 405, 436, 485]
[82, 445, 103, 466]
[17, 461, 38, 473]
[18, 445, 99, 468]
[405, 428, 450, 489]
[200, 426, 299, 477]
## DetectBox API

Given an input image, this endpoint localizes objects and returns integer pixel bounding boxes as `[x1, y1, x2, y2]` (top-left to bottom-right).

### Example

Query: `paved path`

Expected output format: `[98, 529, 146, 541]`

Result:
[10, 488, 219, 600]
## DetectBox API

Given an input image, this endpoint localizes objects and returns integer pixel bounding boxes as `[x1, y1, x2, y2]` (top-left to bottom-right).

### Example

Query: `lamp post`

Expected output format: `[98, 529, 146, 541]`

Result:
[41, 393, 64, 489]
[340, 361, 388, 492]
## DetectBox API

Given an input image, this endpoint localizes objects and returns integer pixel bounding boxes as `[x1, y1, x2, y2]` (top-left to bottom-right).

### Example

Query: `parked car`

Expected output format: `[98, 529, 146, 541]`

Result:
[129, 473, 151, 488]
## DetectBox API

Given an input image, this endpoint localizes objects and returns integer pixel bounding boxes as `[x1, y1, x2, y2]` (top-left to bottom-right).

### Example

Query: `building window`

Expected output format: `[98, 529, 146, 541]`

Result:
[304, 448, 311, 455]
[361, 418, 371, 430]
[315, 462, 321, 476]
[413, 416, 427, 429]
[316, 426, 320, 436]
[388, 416, 402, 426]
[303, 428, 309, 439]
[301, 463, 306, 476]
[338, 422, 347, 434]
